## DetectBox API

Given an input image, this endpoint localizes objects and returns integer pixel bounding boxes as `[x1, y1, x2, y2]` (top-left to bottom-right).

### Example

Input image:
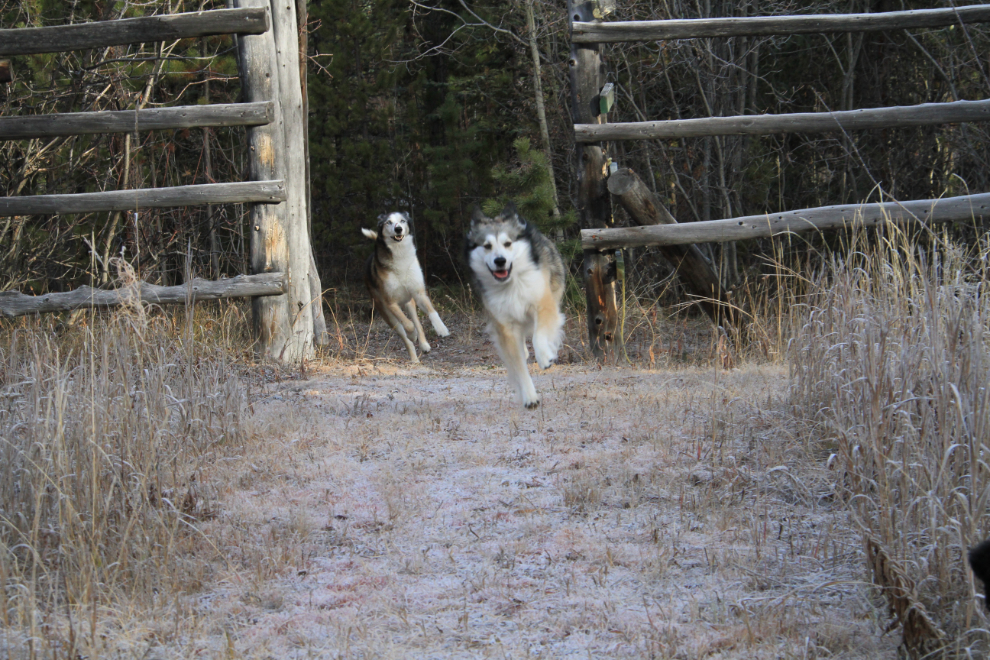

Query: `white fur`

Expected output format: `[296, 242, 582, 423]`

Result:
[363, 213, 449, 363]
[469, 230, 564, 409]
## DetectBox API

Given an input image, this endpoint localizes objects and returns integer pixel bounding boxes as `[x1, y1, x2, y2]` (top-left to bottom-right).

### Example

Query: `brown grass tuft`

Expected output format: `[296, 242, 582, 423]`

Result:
[789, 221, 990, 657]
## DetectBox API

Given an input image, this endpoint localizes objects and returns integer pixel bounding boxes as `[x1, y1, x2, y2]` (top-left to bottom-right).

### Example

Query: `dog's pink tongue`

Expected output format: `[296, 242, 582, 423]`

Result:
[493, 269, 509, 280]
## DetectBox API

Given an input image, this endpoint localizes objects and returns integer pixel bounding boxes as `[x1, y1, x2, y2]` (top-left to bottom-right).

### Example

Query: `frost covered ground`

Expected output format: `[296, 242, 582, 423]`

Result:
[178, 316, 895, 659]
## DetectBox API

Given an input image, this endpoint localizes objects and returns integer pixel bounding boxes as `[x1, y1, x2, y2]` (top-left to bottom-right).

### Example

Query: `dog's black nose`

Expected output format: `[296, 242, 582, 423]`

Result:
[494, 257, 506, 268]
[394, 226, 403, 234]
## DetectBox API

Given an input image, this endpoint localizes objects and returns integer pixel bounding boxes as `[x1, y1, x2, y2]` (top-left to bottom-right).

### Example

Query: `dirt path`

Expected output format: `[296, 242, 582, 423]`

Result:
[185, 337, 896, 660]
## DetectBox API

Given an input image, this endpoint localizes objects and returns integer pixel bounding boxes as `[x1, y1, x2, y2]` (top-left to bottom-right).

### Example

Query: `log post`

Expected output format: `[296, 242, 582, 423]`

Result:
[607, 167, 724, 322]
[233, 0, 292, 361]
[569, 0, 618, 359]
[269, 0, 317, 362]
[295, 0, 329, 347]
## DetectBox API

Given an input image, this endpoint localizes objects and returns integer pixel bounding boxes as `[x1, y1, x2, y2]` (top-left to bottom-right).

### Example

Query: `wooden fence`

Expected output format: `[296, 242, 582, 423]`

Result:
[0, 4, 327, 364]
[571, 2, 990, 357]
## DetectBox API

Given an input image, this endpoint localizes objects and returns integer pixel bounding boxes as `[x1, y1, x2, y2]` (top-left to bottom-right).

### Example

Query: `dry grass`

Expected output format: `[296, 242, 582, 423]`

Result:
[789, 224, 990, 657]
[12, 239, 986, 657]
[0, 299, 255, 658]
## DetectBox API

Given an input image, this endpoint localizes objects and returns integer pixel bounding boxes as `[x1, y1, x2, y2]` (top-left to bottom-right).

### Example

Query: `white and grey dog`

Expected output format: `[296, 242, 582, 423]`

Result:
[362, 212, 449, 363]
[466, 205, 566, 409]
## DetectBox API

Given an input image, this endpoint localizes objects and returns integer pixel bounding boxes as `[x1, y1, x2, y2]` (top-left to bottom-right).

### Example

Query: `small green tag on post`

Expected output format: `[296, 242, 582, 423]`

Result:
[599, 82, 615, 116]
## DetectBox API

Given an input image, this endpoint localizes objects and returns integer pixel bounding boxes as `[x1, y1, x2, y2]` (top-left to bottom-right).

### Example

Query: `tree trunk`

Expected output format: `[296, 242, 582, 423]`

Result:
[524, 0, 559, 218]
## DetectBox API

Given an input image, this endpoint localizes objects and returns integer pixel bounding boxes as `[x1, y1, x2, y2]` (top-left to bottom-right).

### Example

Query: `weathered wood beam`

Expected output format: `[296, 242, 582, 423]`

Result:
[0, 101, 273, 141]
[0, 180, 285, 216]
[570, 0, 618, 360]
[581, 193, 990, 251]
[233, 0, 293, 362]
[270, 0, 316, 361]
[576, 99, 990, 142]
[0, 273, 287, 318]
[573, 5, 990, 43]
[0, 8, 270, 57]
[607, 168, 724, 321]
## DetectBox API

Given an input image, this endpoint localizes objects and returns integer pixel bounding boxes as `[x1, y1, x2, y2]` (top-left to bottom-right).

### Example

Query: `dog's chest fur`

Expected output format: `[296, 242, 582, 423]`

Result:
[375, 239, 425, 299]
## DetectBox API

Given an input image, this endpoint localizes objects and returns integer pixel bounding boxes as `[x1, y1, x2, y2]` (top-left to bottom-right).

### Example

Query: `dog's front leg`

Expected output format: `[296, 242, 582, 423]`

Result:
[532, 291, 565, 370]
[491, 320, 539, 409]
[414, 290, 450, 338]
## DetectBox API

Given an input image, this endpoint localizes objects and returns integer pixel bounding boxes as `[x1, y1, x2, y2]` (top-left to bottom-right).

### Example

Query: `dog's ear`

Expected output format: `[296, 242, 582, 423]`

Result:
[501, 202, 528, 231]
[470, 205, 487, 228]
[377, 213, 388, 227]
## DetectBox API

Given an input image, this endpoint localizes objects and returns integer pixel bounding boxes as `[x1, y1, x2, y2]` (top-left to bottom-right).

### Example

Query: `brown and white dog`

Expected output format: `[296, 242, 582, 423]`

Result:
[362, 212, 449, 363]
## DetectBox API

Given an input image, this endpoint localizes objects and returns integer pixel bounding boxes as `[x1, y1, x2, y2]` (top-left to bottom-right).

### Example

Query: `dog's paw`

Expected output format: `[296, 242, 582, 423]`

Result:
[430, 314, 450, 337]
[524, 397, 540, 410]
[420, 341, 432, 354]
[534, 349, 558, 370]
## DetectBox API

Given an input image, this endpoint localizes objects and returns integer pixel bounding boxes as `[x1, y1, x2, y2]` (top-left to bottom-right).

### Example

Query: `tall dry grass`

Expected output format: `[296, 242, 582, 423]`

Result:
[0, 300, 251, 657]
[789, 224, 990, 657]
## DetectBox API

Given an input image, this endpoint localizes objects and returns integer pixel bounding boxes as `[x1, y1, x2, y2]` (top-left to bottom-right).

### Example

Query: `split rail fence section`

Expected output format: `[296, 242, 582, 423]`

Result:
[572, 3, 990, 356]
[0, 4, 327, 363]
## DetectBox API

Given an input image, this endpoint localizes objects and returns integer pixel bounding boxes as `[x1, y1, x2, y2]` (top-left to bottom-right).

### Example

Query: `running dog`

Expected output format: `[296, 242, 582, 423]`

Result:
[466, 204, 565, 409]
[362, 212, 449, 363]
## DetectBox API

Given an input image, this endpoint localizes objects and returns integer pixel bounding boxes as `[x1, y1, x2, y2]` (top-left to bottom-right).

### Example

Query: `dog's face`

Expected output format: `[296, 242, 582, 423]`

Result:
[466, 206, 532, 284]
[377, 212, 411, 243]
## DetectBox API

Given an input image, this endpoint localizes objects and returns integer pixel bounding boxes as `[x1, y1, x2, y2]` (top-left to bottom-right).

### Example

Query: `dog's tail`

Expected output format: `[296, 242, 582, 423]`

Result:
[361, 228, 378, 240]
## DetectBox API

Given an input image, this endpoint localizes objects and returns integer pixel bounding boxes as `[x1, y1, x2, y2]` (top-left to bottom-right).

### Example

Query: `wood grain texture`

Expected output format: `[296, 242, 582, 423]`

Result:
[575, 99, 990, 142]
[573, 6, 990, 42]
[582, 193, 990, 250]
[0, 181, 286, 216]
[233, 0, 293, 362]
[0, 8, 269, 56]
[0, 102, 273, 141]
[570, 0, 619, 359]
[0, 273, 287, 318]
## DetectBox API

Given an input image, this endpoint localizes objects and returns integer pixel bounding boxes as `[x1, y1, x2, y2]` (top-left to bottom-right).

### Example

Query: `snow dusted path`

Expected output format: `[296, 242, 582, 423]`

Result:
[196, 360, 892, 658]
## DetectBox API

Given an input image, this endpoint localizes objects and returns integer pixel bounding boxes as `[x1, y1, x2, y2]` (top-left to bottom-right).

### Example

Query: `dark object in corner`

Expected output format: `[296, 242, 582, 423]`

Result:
[968, 539, 990, 611]
[0, 60, 11, 83]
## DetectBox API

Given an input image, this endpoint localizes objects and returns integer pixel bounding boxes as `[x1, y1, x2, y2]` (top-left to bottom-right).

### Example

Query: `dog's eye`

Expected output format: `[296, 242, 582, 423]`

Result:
[503, 241, 512, 248]
[484, 243, 492, 250]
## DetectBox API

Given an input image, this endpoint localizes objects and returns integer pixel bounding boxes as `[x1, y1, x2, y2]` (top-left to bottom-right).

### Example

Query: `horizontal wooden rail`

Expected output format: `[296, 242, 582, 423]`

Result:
[573, 5, 990, 43]
[0, 101, 274, 141]
[0, 8, 269, 57]
[0, 180, 285, 216]
[0, 272, 287, 318]
[575, 99, 990, 142]
[581, 193, 990, 250]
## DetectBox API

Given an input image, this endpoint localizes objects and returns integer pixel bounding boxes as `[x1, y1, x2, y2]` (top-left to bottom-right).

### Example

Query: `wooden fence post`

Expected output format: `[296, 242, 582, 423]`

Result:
[268, 0, 316, 362]
[295, 0, 330, 347]
[233, 0, 292, 361]
[569, 0, 618, 360]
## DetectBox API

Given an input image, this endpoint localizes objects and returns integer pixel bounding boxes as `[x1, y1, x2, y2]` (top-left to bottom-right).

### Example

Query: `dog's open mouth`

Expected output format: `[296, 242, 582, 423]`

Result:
[392, 234, 404, 242]
[490, 266, 511, 281]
